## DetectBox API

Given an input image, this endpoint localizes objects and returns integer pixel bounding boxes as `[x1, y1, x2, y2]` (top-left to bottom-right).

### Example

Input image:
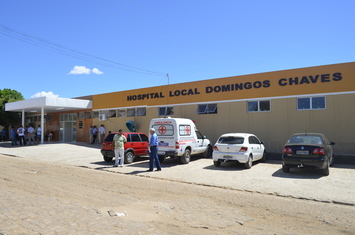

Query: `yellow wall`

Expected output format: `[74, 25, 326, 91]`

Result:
[91, 62, 355, 156]
[93, 62, 355, 110]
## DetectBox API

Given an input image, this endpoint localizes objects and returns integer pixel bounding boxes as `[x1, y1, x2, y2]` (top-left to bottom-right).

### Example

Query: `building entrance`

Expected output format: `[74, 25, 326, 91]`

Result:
[59, 114, 76, 142]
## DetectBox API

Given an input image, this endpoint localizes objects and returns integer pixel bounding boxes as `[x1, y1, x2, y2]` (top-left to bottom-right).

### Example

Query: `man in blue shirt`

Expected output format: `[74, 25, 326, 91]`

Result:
[147, 128, 162, 171]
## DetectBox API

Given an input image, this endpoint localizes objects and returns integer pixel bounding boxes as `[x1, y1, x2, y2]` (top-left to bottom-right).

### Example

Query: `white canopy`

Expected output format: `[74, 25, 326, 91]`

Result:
[5, 96, 92, 143]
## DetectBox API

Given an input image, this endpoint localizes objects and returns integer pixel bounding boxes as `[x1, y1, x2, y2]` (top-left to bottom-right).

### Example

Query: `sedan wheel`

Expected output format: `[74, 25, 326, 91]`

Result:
[322, 160, 330, 176]
[244, 155, 252, 169]
[213, 160, 221, 167]
[282, 164, 290, 173]
[330, 155, 335, 167]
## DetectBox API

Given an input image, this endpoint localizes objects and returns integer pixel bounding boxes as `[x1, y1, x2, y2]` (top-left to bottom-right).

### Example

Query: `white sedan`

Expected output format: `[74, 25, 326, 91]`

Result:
[212, 133, 266, 169]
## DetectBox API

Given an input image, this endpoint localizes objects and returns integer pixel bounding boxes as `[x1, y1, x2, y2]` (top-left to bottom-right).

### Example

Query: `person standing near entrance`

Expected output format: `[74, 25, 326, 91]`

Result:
[11, 127, 17, 145]
[17, 125, 25, 145]
[27, 124, 35, 145]
[147, 128, 162, 172]
[99, 124, 106, 143]
[91, 125, 98, 144]
[113, 129, 126, 167]
[36, 125, 42, 144]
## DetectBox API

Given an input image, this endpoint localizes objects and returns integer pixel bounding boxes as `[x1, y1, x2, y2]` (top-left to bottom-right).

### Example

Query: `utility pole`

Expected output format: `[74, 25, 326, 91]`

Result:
[167, 73, 170, 85]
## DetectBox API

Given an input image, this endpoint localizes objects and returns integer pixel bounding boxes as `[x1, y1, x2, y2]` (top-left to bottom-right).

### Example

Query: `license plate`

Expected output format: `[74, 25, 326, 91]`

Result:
[158, 151, 165, 155]
[296, 150, 309, 155]
[223, 155, 233, 159]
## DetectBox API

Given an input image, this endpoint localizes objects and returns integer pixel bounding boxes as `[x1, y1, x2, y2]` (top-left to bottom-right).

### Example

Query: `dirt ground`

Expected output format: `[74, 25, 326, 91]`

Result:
[1, 154, 354, 234]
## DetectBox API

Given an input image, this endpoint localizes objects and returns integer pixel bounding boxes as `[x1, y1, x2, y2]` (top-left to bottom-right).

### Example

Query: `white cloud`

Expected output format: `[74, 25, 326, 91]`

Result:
[31, 91, 59, 98]
[69, 65, 91, 75]
[68, 66, 103, 75]
[92, 68, 103, 75]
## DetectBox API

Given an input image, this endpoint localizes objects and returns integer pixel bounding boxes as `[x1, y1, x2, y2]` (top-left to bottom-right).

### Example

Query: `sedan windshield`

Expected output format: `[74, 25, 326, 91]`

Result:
[218, 137, 244, 144]
[288, 136, 323, 145]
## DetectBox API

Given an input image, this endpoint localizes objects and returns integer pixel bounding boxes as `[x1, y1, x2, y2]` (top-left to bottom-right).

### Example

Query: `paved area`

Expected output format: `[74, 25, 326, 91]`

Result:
[1, 141, 355, 206]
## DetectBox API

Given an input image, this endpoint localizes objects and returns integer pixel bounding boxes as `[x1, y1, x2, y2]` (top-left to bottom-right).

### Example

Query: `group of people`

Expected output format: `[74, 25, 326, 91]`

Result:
[112, 128, 162, 171]
[89, 125, 106, 144]
[10, 124, 42, 146]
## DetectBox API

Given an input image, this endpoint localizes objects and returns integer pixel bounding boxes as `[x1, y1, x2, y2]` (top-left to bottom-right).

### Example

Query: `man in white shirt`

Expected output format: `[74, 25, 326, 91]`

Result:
[17, 125, 25, 145]
[99, 125, 106, 143]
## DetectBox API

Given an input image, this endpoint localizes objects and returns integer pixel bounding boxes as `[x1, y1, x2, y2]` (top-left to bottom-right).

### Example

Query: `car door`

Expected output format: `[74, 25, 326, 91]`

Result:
[139, 133, 149, 155]
[195, 130, 208, 154]
[249, 136, 263, 160]
[129, 133, 143, 155]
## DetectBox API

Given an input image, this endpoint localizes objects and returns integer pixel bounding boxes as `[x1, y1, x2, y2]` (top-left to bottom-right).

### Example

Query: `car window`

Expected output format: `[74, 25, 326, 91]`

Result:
[140, 134, 148, 142]
[180, 125, 192, 136]
[152, 124, 174, 136]
[130, 134, 141, 142]
[195, 130, 204, 139]
[218, 136, 244, 144]
[251, 136, 261, 144]
[104, 134, 115, 142]
[289, 135, 323, 144]
[322, 136, 330, 145]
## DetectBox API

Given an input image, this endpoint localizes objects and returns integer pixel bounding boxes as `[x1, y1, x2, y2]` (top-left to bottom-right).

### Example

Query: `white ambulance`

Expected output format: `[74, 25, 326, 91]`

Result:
[149, 117, 212, 164]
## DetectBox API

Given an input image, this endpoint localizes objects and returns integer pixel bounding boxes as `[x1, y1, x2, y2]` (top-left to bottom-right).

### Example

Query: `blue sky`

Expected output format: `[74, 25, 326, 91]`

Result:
[1, 0, 354, 99]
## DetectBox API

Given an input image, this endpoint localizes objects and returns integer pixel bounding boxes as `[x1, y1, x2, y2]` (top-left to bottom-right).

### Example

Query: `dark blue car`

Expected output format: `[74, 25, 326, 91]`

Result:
[282, 133, 335, 176]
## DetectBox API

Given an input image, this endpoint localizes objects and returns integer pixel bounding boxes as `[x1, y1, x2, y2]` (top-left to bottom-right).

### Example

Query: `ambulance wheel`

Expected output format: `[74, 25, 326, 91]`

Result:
[204, 145, 213, 158]
[181, 149, 191, 164]
[158, 155, 165, 163]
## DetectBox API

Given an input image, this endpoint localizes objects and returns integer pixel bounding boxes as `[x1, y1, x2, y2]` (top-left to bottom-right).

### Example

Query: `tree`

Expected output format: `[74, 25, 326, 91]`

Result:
[0, 89, 24, 128]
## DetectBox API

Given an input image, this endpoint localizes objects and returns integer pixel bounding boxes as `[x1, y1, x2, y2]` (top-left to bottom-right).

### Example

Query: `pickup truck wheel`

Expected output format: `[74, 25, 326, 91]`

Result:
[181, 149, 191, 164]
[244, 155, 252, 169]
[204, 145, 213, 158]
[103, 156, 113, 162]
[124, 151, 135, 164]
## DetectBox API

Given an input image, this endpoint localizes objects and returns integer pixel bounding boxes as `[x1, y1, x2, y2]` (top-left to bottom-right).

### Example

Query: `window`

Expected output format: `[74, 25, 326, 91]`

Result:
[249, 136, 261, 144]
[197, 104, 217, 114]
[78, 112, 85, 119]
[158, 107, 174, 116]
[108, 110, 117, 118]
[127, 108, 136, 117]
[139, 134, 149, 142]
[137, 107, 146, 116]
[247, 100, 270, 112]
[93, 111, 99, 118]
[152, 124, 174, 136]
[130, 134, 141, 142]
[179, 125, 192, 136]
[218, 136, 244, 144]
[85, 111, 91, 119]
[297, 97, 325, 110]
[118, 109, 126, 117]
[46, 114, 53, 121]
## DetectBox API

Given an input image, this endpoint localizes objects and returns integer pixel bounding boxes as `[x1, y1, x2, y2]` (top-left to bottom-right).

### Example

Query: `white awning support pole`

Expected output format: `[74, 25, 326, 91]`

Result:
[22, 110, 25, 127]
[41, 106, 44, 144]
